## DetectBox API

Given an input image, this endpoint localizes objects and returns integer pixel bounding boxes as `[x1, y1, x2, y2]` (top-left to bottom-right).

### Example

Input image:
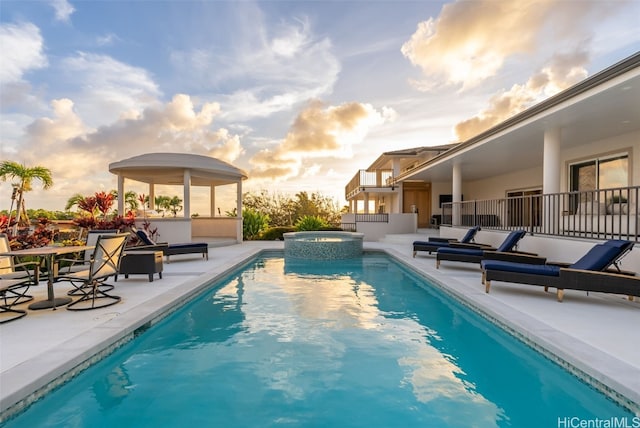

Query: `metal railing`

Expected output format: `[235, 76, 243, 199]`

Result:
[355, 213, 389, 223]
[441, 186, 640, 241]
[345, 169, 394, 199]
[340, 222, 357, 232]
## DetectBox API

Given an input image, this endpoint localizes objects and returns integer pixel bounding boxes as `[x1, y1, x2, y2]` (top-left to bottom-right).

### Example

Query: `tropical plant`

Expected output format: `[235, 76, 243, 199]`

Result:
[242, 208, 269, 240]
[260, 226, 296, 240]
[0, 160, 53, 230]
[168, 196, 183, 217]
[154, 195, 172, 217]
[295, 215, 328, 231]
[124, 190, 139, 213]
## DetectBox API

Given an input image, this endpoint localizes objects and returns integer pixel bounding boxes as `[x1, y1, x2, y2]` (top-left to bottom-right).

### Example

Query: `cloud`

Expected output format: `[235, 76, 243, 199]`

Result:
[170, 14, 340, 121]
[50, 0, 75, 22]
[19, 94, 242, 184]
[401, 0, 618, 90]
[96, 33, 121, 46]
[60, 52, 162, 126]
[454, 50, 589, 141]
[249, 100, 393, 180]
[0, 22, 47, 85]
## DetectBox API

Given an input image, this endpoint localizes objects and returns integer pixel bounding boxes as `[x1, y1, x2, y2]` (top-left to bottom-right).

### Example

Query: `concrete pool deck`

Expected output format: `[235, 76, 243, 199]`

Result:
[1, 238, 640, 420]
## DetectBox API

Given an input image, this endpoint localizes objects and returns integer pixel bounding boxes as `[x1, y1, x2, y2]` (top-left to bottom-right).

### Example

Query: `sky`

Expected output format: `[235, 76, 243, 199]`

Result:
[1, 0, 639, 216]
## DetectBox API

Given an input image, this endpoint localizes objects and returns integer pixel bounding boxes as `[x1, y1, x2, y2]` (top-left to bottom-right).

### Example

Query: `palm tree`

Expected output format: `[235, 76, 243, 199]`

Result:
[0, 161, 53, 230]
[124, 191, 139, 213]
[65, 193, 86, 212]
[154, 195, 171, 217]
[168, 196, 183, 217]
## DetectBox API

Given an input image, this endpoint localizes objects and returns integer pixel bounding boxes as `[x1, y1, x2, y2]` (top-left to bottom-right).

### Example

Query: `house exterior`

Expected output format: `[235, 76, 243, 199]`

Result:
[343, 51, 640, 245]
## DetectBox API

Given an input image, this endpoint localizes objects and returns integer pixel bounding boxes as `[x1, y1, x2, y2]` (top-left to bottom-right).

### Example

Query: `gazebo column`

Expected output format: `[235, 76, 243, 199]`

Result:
[236, 180, 243, 243]
[117, 174, 124, 214]
[210, 186, 216, 216]
[183, 170, 191, 218]
[148, 184, 155, 210]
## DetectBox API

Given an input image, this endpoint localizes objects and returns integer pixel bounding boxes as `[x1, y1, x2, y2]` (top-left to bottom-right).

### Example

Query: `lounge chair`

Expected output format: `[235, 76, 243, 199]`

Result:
[57, 234, 128, 311]
[481, 239, 637, 302]
[131, 227, 208, 263]
[412, 226, 487, 257]
[436, 229, 531, 269]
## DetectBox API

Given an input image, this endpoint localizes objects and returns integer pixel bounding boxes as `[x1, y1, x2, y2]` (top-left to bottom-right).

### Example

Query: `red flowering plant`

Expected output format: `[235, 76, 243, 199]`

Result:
[7, 218, 55, 250]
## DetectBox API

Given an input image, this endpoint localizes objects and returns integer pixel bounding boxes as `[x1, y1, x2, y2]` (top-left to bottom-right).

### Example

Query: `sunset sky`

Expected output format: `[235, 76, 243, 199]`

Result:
[1, 0, 639, 215]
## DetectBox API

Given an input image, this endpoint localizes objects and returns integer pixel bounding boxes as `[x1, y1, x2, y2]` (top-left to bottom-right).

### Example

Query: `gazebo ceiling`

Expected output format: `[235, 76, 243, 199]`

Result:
[109, 153, 247, 186]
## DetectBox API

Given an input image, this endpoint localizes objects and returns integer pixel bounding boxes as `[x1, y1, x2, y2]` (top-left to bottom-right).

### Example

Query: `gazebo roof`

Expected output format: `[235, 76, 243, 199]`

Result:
[109, 153, 247, 186]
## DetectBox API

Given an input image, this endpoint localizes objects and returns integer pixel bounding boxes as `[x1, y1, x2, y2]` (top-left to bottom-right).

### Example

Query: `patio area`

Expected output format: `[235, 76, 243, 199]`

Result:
[1, 237, 639, 420]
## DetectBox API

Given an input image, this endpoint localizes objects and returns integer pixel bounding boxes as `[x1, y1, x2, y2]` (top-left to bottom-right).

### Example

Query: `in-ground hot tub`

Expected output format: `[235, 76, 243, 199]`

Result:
[283, 231, 364, 260]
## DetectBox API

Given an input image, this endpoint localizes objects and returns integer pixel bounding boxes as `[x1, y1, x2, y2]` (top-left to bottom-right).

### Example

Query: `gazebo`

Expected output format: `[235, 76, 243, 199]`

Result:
[109, 153, 247, 243]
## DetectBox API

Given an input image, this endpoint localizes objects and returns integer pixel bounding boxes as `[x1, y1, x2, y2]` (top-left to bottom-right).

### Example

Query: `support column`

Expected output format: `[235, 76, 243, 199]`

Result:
[236, 181, 243, 243]
[148, 184, 155, 210]
[364, 193, 370, 214]
[543, 128, 561, 234]
[183, 170, 191, 218]
[117, 175, 124, 215]
[452, 163, 462, 226]
[543, 128, 561, 194]
[210, 186, 216, 216]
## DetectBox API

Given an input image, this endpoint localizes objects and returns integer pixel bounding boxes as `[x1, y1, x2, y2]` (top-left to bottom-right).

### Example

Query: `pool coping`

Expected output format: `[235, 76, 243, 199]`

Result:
[1, 245, 639, 421]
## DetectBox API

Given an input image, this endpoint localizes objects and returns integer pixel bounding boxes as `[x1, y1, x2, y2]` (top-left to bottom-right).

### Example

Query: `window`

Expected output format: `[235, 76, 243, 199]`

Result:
[570, 153, 628, 192]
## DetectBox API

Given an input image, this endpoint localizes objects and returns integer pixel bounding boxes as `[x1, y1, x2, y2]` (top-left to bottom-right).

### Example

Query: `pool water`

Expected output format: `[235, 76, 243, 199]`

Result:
[3, 255, 633, 427]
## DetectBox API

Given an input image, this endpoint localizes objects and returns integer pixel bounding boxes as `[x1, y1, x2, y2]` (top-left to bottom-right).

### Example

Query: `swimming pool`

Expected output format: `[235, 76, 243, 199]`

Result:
[2, 254, 634, 427]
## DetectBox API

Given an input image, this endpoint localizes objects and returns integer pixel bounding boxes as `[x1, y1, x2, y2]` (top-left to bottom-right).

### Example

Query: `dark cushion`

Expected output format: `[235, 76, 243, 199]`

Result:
[460, 226, 480, 243]
[136, 230, 156, 246]
[169, 243, 208, 249]
[413, 241, 449, 249]
[437, 247, 484, 257]
[481, 260, 561, 276]
[570, 244, 623, 271]
[496, 230, 525, 252]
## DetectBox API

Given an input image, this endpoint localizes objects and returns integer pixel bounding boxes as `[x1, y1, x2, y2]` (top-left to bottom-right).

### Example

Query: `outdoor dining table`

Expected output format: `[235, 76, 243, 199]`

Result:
[0, 245, 92, 310]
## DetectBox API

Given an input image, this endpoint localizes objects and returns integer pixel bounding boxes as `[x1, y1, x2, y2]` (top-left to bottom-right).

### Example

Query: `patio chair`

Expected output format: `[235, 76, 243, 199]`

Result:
[0, 233, 40, 305]
[57, 234, 128, 311]
[413, 226, 487, 257]
[130, 227, 208, 263]
[0, 278, 32, 323]
[481, 239, 636, 302]
[58, 230, 119, 295]
[436, 229, 531, 269]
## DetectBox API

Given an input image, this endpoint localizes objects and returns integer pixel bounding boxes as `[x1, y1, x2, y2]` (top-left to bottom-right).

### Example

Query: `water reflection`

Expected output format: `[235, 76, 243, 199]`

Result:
[92, 365, 132, 410]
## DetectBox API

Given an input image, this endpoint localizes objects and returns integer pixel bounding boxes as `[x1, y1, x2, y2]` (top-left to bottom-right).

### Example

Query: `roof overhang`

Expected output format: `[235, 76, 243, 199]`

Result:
[398, 52, 640, 183]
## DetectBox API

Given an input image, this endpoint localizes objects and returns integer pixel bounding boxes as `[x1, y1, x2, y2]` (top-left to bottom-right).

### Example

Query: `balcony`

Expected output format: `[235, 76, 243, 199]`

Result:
[345, 169, 395, 200]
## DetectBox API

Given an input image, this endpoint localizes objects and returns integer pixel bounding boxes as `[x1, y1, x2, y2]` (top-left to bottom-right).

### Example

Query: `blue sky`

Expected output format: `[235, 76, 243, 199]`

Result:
[1, 0, 639, 215]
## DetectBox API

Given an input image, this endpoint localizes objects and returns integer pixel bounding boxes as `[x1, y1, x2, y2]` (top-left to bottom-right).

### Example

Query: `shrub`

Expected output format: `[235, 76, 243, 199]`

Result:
[261, 226, 296, 240]
[295, 215, 328, 231]
[243, 208, 269, 240]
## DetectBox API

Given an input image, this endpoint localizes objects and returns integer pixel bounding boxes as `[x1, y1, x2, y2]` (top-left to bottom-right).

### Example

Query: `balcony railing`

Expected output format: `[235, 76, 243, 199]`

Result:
[441, 186, 640, 241]
[345, 169, 394, 199]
